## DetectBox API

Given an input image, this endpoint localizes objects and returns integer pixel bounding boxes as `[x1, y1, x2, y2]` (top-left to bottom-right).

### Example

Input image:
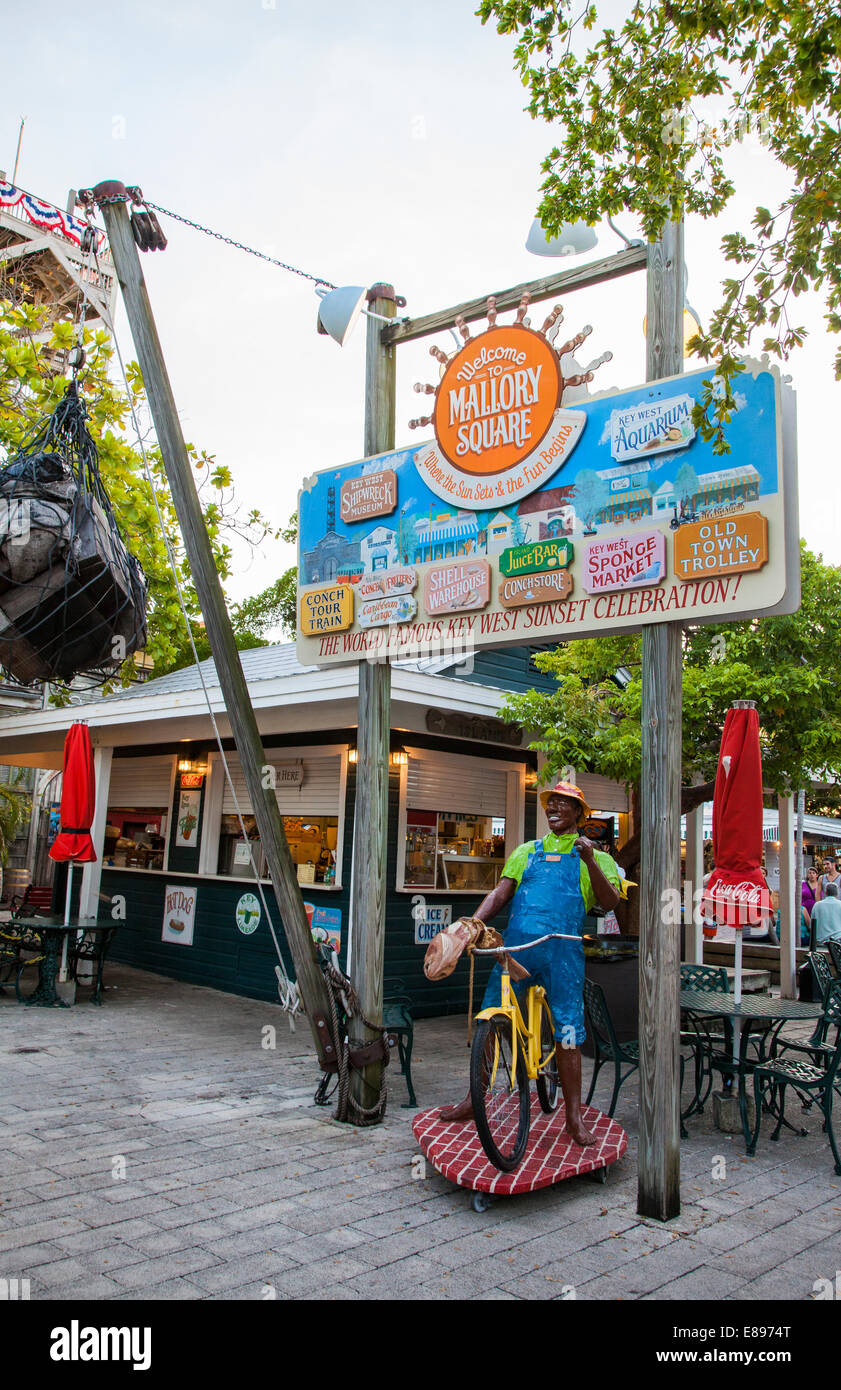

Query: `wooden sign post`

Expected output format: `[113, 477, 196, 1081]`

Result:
[348, 285, 397, 1119]
[638, 224, 685, 1220]
[95, 187, 335, 1070]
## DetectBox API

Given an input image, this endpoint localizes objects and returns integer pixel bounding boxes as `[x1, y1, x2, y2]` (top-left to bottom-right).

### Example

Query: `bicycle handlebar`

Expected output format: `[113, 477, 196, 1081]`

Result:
[470, 931, 583, 955]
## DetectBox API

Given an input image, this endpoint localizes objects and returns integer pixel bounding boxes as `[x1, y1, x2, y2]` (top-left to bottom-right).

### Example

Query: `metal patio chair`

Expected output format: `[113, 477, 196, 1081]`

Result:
[748, 984, 841, 1175]
[583, 978, 640, 1119]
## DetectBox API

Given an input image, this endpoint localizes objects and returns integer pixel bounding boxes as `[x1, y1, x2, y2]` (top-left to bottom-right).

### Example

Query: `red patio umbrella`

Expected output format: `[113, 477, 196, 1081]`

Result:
[50, 721, 97, 866]
[49, 721, 97, 979]
[701, 701, 772, 1021]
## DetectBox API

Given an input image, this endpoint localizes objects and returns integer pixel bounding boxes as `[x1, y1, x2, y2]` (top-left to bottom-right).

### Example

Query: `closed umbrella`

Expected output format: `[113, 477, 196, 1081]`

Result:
[49, 721, 97, 981]
[702, 701, 772, 1062]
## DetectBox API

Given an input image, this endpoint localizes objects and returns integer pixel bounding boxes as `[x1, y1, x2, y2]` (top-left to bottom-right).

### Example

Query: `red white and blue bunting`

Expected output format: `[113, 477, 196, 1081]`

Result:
[0, 182, 106, 253]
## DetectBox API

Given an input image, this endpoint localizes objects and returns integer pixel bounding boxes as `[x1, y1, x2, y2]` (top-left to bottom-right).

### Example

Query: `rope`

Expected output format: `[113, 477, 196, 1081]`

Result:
[89, 237, 302, 1022]
[316, 946, 388, 1124]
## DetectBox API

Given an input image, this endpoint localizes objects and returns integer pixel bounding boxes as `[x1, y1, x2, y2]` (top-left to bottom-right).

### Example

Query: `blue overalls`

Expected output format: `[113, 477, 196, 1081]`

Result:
[481, 839, 588, 1044]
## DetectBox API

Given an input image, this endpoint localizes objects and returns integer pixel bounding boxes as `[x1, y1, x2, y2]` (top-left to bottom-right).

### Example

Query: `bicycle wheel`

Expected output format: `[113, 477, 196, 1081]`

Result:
[536, 1000, 559, 1114]
[470, 1014, 530, 1172]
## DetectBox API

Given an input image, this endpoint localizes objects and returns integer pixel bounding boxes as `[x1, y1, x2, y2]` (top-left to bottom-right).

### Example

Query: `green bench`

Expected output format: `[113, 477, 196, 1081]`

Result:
[0, 922, 45, 1000]
[383, 986, 417, 1108]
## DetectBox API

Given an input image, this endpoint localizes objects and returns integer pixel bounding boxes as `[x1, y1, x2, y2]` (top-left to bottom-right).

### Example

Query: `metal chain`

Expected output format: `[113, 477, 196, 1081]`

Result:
[142, 200, 336, 288]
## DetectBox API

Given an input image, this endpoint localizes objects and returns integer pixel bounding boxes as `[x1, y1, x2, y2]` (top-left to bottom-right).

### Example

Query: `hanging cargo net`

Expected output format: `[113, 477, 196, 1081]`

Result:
[0, 380, 147, 685]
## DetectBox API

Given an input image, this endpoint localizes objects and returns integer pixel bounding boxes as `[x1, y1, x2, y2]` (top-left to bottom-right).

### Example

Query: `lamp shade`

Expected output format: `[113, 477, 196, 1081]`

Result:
[316, 285, 367, 346]
[525, 218, 598, 258]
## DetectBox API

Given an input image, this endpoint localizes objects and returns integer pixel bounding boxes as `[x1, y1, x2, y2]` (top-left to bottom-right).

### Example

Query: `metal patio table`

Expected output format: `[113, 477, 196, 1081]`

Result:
[15, 916, 117, 1008]
[680, 988, 823, 1147]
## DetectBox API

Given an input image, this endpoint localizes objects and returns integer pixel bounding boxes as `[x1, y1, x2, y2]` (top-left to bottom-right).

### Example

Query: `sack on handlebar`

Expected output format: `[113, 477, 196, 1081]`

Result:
[423, 917, 502, 981]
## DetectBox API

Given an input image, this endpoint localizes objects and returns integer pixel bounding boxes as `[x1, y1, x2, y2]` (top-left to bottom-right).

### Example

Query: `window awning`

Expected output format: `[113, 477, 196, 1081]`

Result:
[682, 808, 841, 844]
[607, 489, 651, 507]
[417, 520, 479, 546]
[697, 473, 757, 495]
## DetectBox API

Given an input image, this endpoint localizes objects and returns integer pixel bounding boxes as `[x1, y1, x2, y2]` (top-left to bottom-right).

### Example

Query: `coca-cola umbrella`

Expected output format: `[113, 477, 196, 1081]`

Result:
[701, 701, 773, 1061]
[49, 721, 97, 981]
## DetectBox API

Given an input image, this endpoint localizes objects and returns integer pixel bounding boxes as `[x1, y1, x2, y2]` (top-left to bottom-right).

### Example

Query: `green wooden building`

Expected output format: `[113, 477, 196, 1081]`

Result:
[0, 643, 631, 1016]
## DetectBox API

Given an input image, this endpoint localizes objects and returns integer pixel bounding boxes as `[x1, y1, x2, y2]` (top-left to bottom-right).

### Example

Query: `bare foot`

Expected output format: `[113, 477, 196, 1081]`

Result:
[564, 1117, 597, 1146]
[437, 1096, 474, 1122]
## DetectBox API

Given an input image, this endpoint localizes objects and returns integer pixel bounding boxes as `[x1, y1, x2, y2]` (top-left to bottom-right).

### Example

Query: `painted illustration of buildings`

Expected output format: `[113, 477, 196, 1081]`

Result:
[411, 511, 479, 564]
[692, 465, 760, 512]
[516, 485, 576, 540]
[595, 487, 653, 525]
[302, 531, 363, 584]
[362, 525, 398, 572]
[653, 480, 677, 515]
[485, 512, 514, 554]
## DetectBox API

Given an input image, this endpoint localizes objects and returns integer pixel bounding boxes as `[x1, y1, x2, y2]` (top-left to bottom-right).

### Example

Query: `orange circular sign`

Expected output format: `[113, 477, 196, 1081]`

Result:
[433, 325, 562, 476]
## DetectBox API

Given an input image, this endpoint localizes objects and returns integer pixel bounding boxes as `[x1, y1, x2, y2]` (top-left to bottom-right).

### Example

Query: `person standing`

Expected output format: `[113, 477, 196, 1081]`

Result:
[437, 782, 621, 1146]
[802, 865, 821, 916]
[820, 855, 841, 898]
[810, 881, 841, 946]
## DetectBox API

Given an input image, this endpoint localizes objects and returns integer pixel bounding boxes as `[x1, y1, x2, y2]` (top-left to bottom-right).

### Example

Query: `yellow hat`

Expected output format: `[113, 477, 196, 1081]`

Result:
[539, 782, 591, 823]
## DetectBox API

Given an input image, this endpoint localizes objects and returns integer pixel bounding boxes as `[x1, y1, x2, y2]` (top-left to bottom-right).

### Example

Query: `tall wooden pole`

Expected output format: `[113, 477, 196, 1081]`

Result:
[347, 285, 396, 1121]
[95, 186, 335, 1069]
[638, 223, 684, 1220]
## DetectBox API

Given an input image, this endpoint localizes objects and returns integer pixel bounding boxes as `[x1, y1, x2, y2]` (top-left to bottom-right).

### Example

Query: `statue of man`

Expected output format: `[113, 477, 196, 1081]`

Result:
[438, 782, 621, 1146]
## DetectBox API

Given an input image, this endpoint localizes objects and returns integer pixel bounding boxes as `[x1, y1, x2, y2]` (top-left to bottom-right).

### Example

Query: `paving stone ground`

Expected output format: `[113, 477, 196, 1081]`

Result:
[2, 964, 840, 1301]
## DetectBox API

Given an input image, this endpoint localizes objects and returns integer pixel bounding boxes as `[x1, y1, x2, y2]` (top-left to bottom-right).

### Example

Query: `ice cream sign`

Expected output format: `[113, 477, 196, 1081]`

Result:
[424, 560, 490, 615]
[610, 394, 695, 463]
[583, 531, 666, 593]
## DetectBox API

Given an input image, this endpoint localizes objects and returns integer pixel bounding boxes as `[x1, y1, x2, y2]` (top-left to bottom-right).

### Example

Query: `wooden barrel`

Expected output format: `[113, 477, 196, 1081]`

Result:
[3, 866, 30, 904]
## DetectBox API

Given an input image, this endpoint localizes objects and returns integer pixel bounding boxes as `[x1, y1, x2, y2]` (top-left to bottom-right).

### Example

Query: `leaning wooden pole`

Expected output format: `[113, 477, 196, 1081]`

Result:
[346, 284, 396, 1122]
[94, 183, 334, 1069]
[638, 223, 684, 1221]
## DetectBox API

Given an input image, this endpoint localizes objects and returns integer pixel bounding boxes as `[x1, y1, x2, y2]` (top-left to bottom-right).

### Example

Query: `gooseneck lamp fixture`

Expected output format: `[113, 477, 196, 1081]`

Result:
[315, 285, 407, 347]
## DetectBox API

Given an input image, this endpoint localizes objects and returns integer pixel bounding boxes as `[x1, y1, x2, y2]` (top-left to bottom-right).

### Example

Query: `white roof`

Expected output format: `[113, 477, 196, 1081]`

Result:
[0, 641, 520, 766]
[682, 807, 841, 844]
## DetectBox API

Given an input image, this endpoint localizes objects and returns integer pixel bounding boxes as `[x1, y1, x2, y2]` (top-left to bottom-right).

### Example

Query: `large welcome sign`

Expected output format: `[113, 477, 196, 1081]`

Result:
[417, 325, 586, 507]
[298, 348, 798, 666]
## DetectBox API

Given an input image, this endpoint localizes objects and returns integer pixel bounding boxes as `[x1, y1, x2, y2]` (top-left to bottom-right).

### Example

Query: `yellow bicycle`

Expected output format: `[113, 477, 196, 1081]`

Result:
[469, 932, 580, 1171]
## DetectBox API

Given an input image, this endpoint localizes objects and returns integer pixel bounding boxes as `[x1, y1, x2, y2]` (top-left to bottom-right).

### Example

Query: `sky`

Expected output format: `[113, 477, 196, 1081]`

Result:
[2, 0, 838, 609]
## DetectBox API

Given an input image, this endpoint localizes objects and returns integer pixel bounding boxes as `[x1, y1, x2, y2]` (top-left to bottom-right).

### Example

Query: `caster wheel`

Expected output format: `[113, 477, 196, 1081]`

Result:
[471, 1192, 491, 1213]
[589, 1166, 608, 1184]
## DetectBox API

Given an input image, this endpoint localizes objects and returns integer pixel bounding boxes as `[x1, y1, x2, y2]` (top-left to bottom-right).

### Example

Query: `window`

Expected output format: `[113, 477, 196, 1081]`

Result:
[218, 813, 339, 886]
[106, 755, 173, 869]
[214, 750, 346, 887]
[398, 748, 524, 894]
